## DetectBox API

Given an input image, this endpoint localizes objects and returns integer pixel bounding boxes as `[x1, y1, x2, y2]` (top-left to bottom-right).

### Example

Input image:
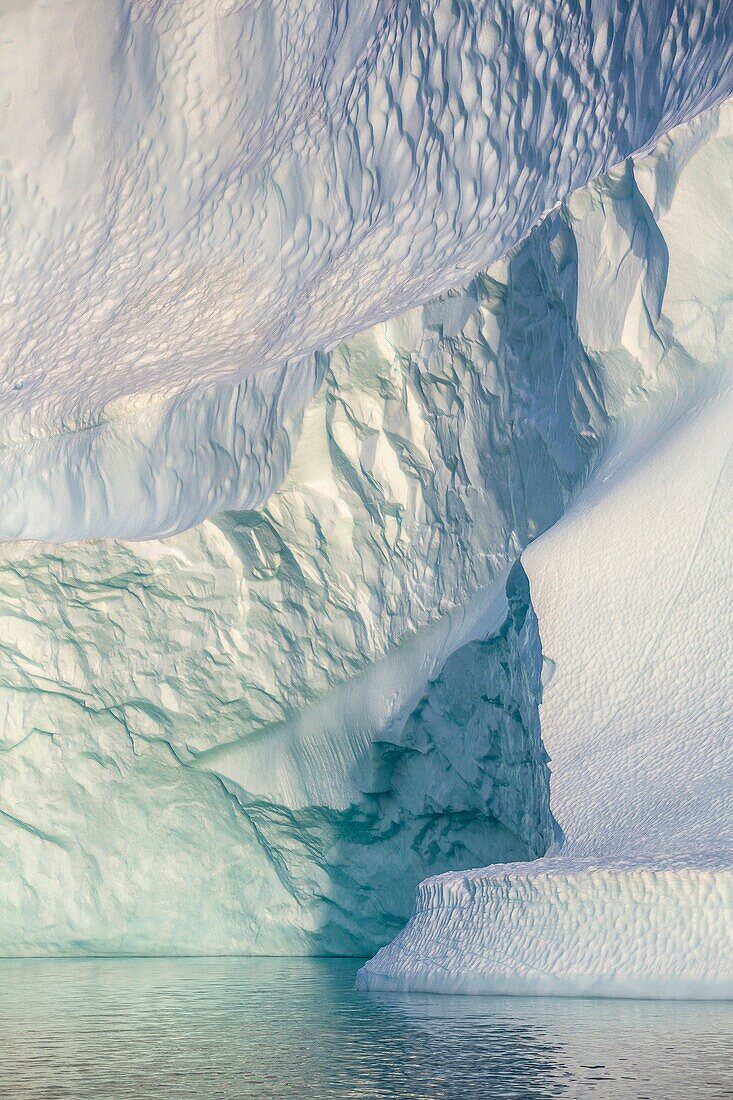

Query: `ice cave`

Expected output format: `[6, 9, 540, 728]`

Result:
[0, 0, 731, 1039]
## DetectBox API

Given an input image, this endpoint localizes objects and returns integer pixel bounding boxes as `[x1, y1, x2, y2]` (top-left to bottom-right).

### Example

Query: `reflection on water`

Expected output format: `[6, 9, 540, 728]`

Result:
[0, 958, 730, 1099]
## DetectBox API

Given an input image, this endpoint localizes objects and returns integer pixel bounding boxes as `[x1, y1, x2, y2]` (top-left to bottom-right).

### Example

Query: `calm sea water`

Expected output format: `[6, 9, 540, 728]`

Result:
[0, 958, 730, 1099]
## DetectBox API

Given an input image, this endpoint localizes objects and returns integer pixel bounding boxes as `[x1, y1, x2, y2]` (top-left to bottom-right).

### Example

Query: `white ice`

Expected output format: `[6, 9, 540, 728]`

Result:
[358, 102, 733, 998]
[1, 0, 730, 539]
[0, 4, 731, 986]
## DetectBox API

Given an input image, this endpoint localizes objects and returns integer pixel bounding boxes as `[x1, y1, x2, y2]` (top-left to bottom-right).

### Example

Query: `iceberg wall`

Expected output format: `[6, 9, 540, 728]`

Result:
[0, 0, 731, 973]
[358, 102, 733, 996]
[0, 187, 611, 954]
[2, 101, 730, 958]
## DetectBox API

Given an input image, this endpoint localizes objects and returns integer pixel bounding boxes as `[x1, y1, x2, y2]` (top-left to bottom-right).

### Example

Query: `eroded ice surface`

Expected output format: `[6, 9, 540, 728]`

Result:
[1, 0, 732, 981]
[358, 104, 733, 997]
[1, 0, 731, 539]
[1, 101, 731, 962]
[356, 861, 733, 999]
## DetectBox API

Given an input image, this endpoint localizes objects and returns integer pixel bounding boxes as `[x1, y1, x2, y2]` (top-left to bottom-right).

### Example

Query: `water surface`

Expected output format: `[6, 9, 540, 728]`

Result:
[0, 958, 730, 1098]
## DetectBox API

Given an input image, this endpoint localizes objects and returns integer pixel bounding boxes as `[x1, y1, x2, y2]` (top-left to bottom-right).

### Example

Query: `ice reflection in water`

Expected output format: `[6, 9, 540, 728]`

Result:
[0, 958, 730, 1099]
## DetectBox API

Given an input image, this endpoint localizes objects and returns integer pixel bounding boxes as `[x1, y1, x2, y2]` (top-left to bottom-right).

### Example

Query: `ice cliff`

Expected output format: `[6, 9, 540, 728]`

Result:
[0, 2, 731, 991]
[1, 95, 731, 968]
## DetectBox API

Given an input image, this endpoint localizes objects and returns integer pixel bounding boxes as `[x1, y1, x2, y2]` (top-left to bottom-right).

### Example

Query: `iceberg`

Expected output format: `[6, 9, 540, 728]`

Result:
[0, 2, 730, 993]
[1, 99, 731, 966]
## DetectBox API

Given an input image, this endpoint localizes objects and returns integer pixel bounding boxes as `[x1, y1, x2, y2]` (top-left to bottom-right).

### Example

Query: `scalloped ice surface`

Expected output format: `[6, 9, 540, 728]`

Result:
[0, 98, 731, 964]
[358, 102, 733, 997]
[1, 0, 732, 540]
[356, 861, 733, 999]
[1, 6, 732, 977]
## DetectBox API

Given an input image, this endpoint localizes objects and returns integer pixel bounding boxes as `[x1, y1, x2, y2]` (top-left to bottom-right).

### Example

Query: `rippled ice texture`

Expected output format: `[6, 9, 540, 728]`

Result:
[0, 959, 730, 1100]
[1, 0, 731, 540]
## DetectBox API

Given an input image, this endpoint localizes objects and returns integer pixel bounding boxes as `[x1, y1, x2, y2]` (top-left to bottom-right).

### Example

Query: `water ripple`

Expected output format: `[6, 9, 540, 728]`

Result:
[0, 958, 730, 1099]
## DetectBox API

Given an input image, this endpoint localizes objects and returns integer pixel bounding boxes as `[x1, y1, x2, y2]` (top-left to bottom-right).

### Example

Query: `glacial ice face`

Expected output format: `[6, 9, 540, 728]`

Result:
[0, 210, 604, 953]
[358, 103, 733, 997]
[0, 552, 550, 956]
[2, 100, 730, 958]
[1, 0, 731, 539]
[527, 100, 733, 866]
